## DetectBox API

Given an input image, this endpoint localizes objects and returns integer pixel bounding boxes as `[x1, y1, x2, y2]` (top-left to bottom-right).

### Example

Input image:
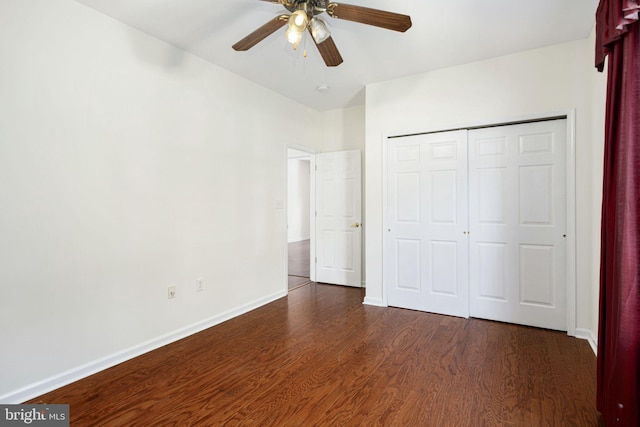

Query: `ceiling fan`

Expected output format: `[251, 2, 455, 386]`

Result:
[232, 0, 412, 67]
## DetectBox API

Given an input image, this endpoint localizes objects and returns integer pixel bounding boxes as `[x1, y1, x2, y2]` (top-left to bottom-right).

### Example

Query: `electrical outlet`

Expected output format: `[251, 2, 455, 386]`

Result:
[168, 286, 176, 299]
[196, 278, 204, 292]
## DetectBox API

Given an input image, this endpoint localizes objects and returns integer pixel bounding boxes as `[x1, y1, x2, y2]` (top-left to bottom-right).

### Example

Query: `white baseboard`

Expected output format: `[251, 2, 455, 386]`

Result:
[1, 289, 287, 404]
[575, 328, 598, 355]
[363, 296, 385, 307]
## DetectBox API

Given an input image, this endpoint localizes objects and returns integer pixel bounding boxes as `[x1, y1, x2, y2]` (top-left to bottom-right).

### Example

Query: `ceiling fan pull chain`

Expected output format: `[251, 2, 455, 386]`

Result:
[303, 30, 308, 58]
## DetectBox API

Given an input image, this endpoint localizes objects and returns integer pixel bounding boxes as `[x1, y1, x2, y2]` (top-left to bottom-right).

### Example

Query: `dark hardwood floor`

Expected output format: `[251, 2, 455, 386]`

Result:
[30, 283, 598, 426]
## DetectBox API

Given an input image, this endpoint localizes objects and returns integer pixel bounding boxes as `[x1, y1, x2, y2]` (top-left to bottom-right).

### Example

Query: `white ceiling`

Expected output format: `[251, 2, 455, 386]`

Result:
[74, 0, 598, 111]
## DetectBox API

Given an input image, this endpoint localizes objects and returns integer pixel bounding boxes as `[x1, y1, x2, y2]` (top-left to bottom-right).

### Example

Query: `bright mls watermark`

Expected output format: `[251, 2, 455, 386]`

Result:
[0, 405, 69, 426]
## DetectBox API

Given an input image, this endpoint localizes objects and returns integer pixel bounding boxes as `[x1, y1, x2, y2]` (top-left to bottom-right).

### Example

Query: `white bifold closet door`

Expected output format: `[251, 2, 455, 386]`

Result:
[468, 120, 567, 330]
[385, 120, 567, 331]
[385, 130, 469, 318]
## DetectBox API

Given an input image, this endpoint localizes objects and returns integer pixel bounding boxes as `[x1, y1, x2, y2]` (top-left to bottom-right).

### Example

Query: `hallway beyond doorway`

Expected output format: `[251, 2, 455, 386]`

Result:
[288, 239, 310, 291]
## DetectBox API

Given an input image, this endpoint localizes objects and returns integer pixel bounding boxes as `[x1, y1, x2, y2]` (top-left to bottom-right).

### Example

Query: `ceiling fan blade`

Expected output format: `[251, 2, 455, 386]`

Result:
[326, 3, 412, 32]
[232, 15, 288, 51]
[310, 32, 343, 67]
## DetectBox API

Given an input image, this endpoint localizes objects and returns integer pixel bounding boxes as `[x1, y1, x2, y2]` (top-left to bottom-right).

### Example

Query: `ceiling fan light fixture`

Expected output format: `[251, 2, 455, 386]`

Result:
[310, 17, 330, 44]
[285, 10, 308, 48]
[288, 10, 308, 33]
[285, 27, 303, 46]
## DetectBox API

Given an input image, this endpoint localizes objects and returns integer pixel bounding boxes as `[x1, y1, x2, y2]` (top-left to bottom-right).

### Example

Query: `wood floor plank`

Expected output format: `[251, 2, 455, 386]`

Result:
[29, 283, 598, 426]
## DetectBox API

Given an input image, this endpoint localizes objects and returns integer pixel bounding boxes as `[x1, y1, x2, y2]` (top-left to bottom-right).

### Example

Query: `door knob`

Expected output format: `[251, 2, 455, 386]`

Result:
[351, 222, 361, 228]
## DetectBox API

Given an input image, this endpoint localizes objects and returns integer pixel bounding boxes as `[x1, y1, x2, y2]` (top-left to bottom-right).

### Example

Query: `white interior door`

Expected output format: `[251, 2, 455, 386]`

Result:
[315, 150, 362, 287]
[385, 131, 469, 317]
[468, 120, 567, 330]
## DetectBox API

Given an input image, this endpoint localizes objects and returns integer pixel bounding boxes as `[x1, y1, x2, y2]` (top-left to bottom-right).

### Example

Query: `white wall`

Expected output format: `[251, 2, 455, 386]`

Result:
[588, 27, 607, 347]
[0, 0, 325, 401]
[315, 105, 366, 152]
[287, 158, 311, 243]
[364, 38, 605, 345]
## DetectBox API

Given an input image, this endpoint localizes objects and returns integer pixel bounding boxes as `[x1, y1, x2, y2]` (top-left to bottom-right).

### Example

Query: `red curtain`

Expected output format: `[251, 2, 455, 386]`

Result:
[595, 1, 640, 426]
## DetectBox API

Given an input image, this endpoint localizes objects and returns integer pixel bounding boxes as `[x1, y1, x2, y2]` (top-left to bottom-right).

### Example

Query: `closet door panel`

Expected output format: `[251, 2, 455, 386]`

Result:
[385, 130, 469, 317]
[468, 120, 567, 331]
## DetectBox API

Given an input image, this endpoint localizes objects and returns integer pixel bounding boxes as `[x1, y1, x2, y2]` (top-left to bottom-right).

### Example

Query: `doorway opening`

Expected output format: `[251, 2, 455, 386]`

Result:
[287, 148, 313, 291]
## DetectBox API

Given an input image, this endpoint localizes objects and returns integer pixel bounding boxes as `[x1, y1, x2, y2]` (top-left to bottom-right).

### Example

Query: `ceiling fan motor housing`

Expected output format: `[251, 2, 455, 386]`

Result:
[284, 0, 329, 16]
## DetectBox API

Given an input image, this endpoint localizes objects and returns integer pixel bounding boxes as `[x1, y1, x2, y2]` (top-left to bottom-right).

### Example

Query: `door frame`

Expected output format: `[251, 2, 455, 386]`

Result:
[285, 145, 317, 291]
[381, 110, 577, 336]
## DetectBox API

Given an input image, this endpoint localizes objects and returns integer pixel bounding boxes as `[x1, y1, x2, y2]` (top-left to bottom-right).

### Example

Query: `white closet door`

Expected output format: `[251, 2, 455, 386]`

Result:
[468, 120, 567, 331]
[385, 131, 469, 317]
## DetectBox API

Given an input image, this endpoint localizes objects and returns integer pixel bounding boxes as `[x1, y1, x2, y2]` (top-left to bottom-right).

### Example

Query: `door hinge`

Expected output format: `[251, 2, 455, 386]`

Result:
[315, 257, 317, 263]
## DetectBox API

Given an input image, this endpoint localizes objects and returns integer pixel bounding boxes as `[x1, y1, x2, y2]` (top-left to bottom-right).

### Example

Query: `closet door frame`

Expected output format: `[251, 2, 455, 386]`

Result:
[381, 110, 577, 337]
